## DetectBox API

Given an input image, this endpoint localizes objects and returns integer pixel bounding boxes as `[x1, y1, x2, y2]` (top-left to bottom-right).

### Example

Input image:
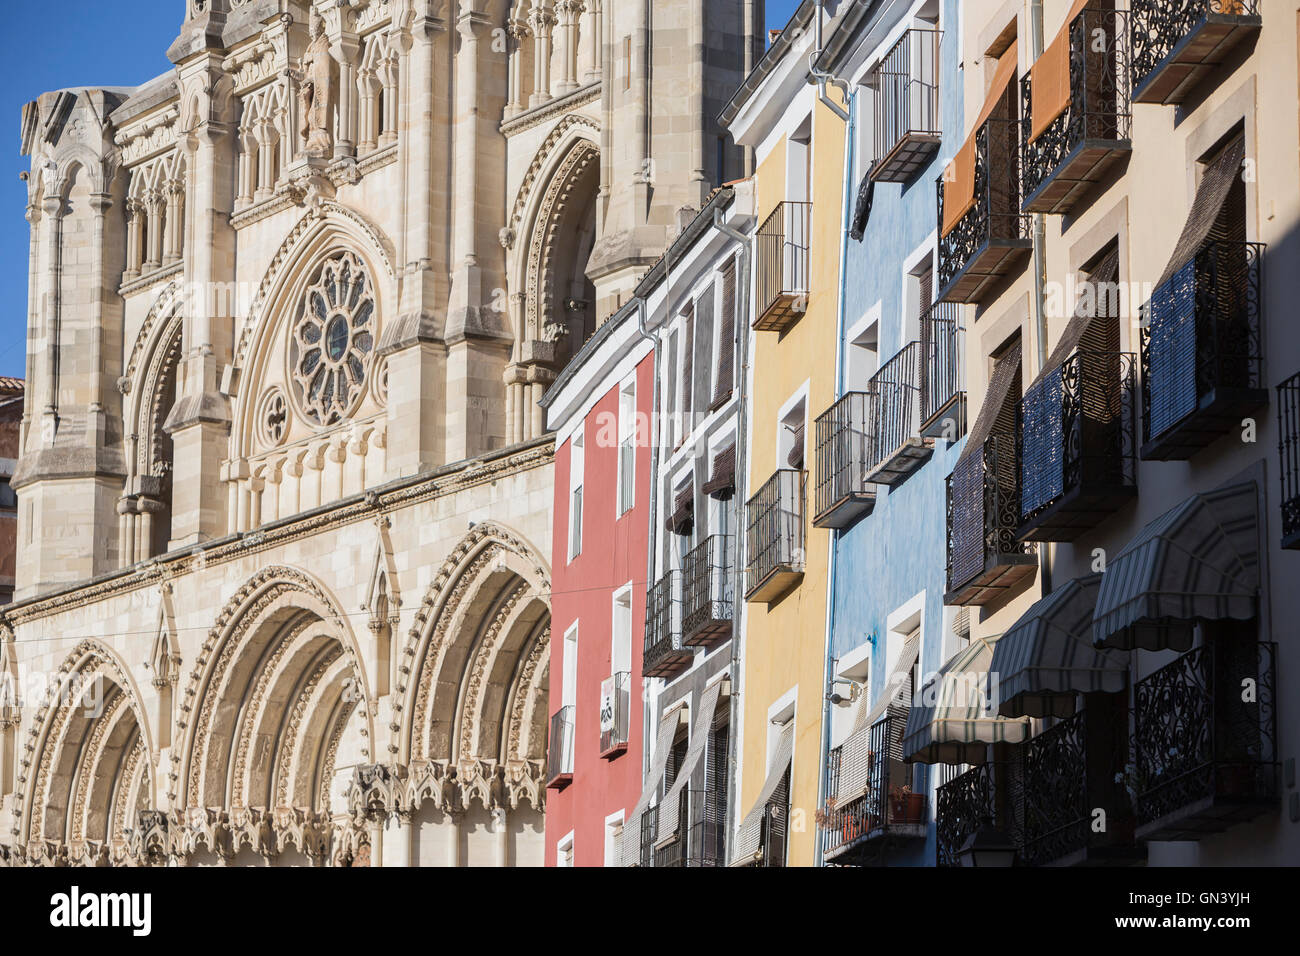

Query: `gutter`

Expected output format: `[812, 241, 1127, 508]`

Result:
[710, 205, 753, 867]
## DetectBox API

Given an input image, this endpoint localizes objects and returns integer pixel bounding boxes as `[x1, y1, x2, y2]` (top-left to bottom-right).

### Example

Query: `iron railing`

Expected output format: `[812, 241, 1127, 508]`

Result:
[639, 807, 657, 868]
[1132, 638, 1278, 833]
[814, 392, 873, 519]
[759, 771, 791, 867]
[822, 711, 925, 859]
[1140, 241, 1265, 452]
[937, 118, 1031, 293]
[547, 705, 575, 785]
[919, 301, 965, 433]
[1019, 710, 1090, 866]
[869, 28, 942, 182]
[1017, 351, 1137, 527]
[682, 534, 734, 645]
[644, 571, 688, 677]
[599, 671, 631, 755]
[1278, 371, 1300, 548]
[754, 201, 812, 331]
[744, 470, 806, 600]
[1020, 7, 1131, 205]
[936, 762, 998, 867]
[866, 342, 924, 474]
[1131, 0, 1261, 102]
[655, 788, 727, 867]
[946, 434, 1032, 599]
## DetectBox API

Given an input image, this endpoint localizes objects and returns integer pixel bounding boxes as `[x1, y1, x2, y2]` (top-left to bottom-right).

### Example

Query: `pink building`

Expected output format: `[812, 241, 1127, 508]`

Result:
[540, 306, 653, 866]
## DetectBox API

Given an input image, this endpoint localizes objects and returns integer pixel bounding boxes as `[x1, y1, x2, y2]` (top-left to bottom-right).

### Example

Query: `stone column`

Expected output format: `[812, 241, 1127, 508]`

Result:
[585, 0, 602, 82]
[505, 18, 531, 117]
[493, 808, 509, 867]
[124, 199, 143, 278]
[528, 2, 555, 107]
[380, 809, 412, 867]
[255, 122, 276, 201]
[445, 811, 461, 867]
[163, 181, 184, 263]
[136, 495, 164, 561]
[555, 0, 584, 95]
[357, 66, 379, 153]
[144, 190, 164, 270]
[117, 496, 138, 568]
[332, 35, 361, 160]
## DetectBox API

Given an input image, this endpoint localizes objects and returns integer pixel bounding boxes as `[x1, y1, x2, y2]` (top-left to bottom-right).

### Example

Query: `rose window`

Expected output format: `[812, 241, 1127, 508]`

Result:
[290, 251, 375, 426]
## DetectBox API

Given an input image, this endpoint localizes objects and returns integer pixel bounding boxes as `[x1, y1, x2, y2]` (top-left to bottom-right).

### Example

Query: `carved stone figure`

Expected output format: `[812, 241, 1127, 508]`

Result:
[293, 12, 334, 157]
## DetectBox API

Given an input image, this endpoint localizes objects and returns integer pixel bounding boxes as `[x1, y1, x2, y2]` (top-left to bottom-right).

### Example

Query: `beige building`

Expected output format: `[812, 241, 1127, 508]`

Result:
[0, 0, 755, 866]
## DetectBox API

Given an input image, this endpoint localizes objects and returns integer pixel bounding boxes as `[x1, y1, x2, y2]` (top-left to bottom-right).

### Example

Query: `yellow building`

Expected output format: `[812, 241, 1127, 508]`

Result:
[721, 4, 847, 867]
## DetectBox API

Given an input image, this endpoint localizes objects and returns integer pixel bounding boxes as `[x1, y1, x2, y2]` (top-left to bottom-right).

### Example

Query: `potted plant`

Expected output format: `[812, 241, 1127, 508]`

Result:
[889, 785, 925, 825]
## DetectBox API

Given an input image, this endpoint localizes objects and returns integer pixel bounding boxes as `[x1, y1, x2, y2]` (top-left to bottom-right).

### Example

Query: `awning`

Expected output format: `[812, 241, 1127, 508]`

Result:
[902, 635, 1031, 765]
[1155, 135, 1244, 289]
[1092, 481, 1260, 650]
[956, 339, 1022, 464]
[991, 573, 1130, 718]
[1029, 0, 1098, 141]
[730, 720, 794, 865]
[655, 681, 725, 844]
[702, 444, 736, 499]
[665, 484, 694, 535]
[942, 49, 1019, 237]
[834, 636, 919, 799]
[620, 708, 684, 867]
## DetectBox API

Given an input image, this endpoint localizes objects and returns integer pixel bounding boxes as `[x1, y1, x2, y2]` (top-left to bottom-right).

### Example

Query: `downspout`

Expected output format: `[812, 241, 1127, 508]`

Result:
[712, 205, 751, 866]
[1029, 0, 1052, 595]
[810, 4, 850, 123]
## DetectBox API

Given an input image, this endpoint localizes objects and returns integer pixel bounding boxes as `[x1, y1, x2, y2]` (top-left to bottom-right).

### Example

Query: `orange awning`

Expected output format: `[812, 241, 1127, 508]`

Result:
[1029, 0, 1097, 142]
[942, 50, 1018, 237]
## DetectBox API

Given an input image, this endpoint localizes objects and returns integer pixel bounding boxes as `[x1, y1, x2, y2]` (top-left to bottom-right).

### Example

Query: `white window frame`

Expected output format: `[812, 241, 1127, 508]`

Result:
[562, 622, 579, 710]
[611, 584, 633, 677]
[617, 375, 637, 516]
[603, 811, 625, 868]
[557, 830, 575, 867]
[568, 430, 585, 561]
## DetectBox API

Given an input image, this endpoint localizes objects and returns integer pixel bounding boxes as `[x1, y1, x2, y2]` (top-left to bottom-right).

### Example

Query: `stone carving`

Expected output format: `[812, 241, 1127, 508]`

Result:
[291, 12, 335, 157]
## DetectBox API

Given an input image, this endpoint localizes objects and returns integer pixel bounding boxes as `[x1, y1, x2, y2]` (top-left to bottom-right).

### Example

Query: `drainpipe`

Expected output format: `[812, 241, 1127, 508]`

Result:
[712, 205, 751, 866]
[810, 3, 850, 123]
[1029, 0, 1052, 595]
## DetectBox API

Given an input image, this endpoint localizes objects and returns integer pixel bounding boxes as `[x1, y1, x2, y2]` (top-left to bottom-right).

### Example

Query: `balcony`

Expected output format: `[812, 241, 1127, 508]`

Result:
[1278, 371, 1300, 549]
[682, 534, 734, 647]
[945, 434, 1036, 606]
[937, 120, 1032, 304]
[919, 301, 965, 438]
[754, 201, 811, 332]
[935, 763, 1000, 867]
[644, 571, 691, 679]
[864, 342, 934, 486]
[1140, 241, 1266, 461]
[744, 470, 806, 604]
[1016, 351, 1138, 541]
[758, 775, 790, 868]
[598, 671, 631, 758]
[655, 789, 726, 868]
[1020, 7, 1131, 214]
[868, 28, 942, 184]
[1132, 638, 1278, 841]
[1131, 0, 1261, 106]
[813, 392, 876, 529]
[546, 705, 574, 789]
[822, 712, 927, 864]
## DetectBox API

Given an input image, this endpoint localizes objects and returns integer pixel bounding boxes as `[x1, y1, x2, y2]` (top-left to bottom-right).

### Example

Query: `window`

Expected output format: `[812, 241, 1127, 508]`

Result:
[617, 379, 637, 515]
[779, 399, 807, 471]
[712, 258, 738, 407]
[603, 813, 625, 867]
[568, 431, 584, 560]
[845, 312, 881, 392]
[665, 330, 679, 449]
[562, 623, 578, 710]
[557, 832, 575, 867]
[612, 587, 632, 677]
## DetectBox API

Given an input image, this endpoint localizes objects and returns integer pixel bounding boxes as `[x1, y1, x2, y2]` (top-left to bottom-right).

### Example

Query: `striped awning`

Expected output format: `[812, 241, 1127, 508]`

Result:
[902, 636, 1031, 765]
[620, 708, 683, 867]
[730, 720, 794, 865]
[655, 681, 725, 844]
[1092, 481, 1259, 650]
[991, 574, 1130, 718]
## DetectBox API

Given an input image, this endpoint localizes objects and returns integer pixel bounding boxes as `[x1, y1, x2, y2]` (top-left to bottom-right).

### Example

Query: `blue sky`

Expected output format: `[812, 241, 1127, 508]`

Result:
[0, 0, 804, 380]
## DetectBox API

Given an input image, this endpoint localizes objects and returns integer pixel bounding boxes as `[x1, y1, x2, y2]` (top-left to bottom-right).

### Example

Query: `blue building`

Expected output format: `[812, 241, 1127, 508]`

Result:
[812, 0, 967, 867]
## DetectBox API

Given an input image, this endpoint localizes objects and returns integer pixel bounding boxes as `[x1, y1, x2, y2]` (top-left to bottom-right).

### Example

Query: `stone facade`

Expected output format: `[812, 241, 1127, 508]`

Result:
[0, 0, 755, 866]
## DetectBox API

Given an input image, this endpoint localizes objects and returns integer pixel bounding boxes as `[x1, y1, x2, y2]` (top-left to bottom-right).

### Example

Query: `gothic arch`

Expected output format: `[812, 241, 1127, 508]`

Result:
[174, 566, 375, 814]
[17, 640, 155, 860]
[395, 521, 551, 770]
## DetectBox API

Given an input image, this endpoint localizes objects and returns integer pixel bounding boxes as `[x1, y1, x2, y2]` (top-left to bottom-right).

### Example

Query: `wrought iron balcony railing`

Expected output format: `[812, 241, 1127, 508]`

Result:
[869, 28, 943, 183]
[546, 705, 575, 788]
[937, 119, 1032, 304]
[813, 392, 877, 528]
[644, 571, 691, 678]
[1140, 241, 1266, 460]
[1016, 350, 1137, 541]
[935, 762, 1001, 867]
[744, 470, 806, 604]
[864, 342, 935, 486]
[1020, 7, 1131, 214]
[654, 788, 727, 868]
[822, 711, 927, 863]
[599, 671, 631, 757]
[682, 534, 734, 647]
[1278, 371, 1300, 550]
[1130, 0, 1262, 106]
[754, 201, 812, 332]
[1132, 637, 1278, 841]
[919, 301, 965, 437]
[1020, 710, 1091, 866]
[945, 434, 1036, 606]
[759, 771, 791, 867]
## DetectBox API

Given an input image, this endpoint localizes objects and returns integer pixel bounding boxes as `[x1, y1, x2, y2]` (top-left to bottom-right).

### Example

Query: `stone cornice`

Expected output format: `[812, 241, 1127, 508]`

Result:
[499, 80, 601, 138]
[1, 437, 555, 626]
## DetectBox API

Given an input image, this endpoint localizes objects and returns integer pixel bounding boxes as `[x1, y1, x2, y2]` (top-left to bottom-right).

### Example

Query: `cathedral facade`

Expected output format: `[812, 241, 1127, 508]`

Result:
[0, 0, 757, 866]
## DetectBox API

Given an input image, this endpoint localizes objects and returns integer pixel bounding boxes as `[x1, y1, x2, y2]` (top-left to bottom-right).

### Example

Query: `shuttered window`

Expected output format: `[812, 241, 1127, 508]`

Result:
[713, 257, 738, 408]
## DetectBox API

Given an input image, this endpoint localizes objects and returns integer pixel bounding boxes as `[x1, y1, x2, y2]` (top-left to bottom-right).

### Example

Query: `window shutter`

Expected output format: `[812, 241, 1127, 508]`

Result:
[682, 303, 696, 438]
[713, 258, 737, 409]
[787, 423, 806, 469]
